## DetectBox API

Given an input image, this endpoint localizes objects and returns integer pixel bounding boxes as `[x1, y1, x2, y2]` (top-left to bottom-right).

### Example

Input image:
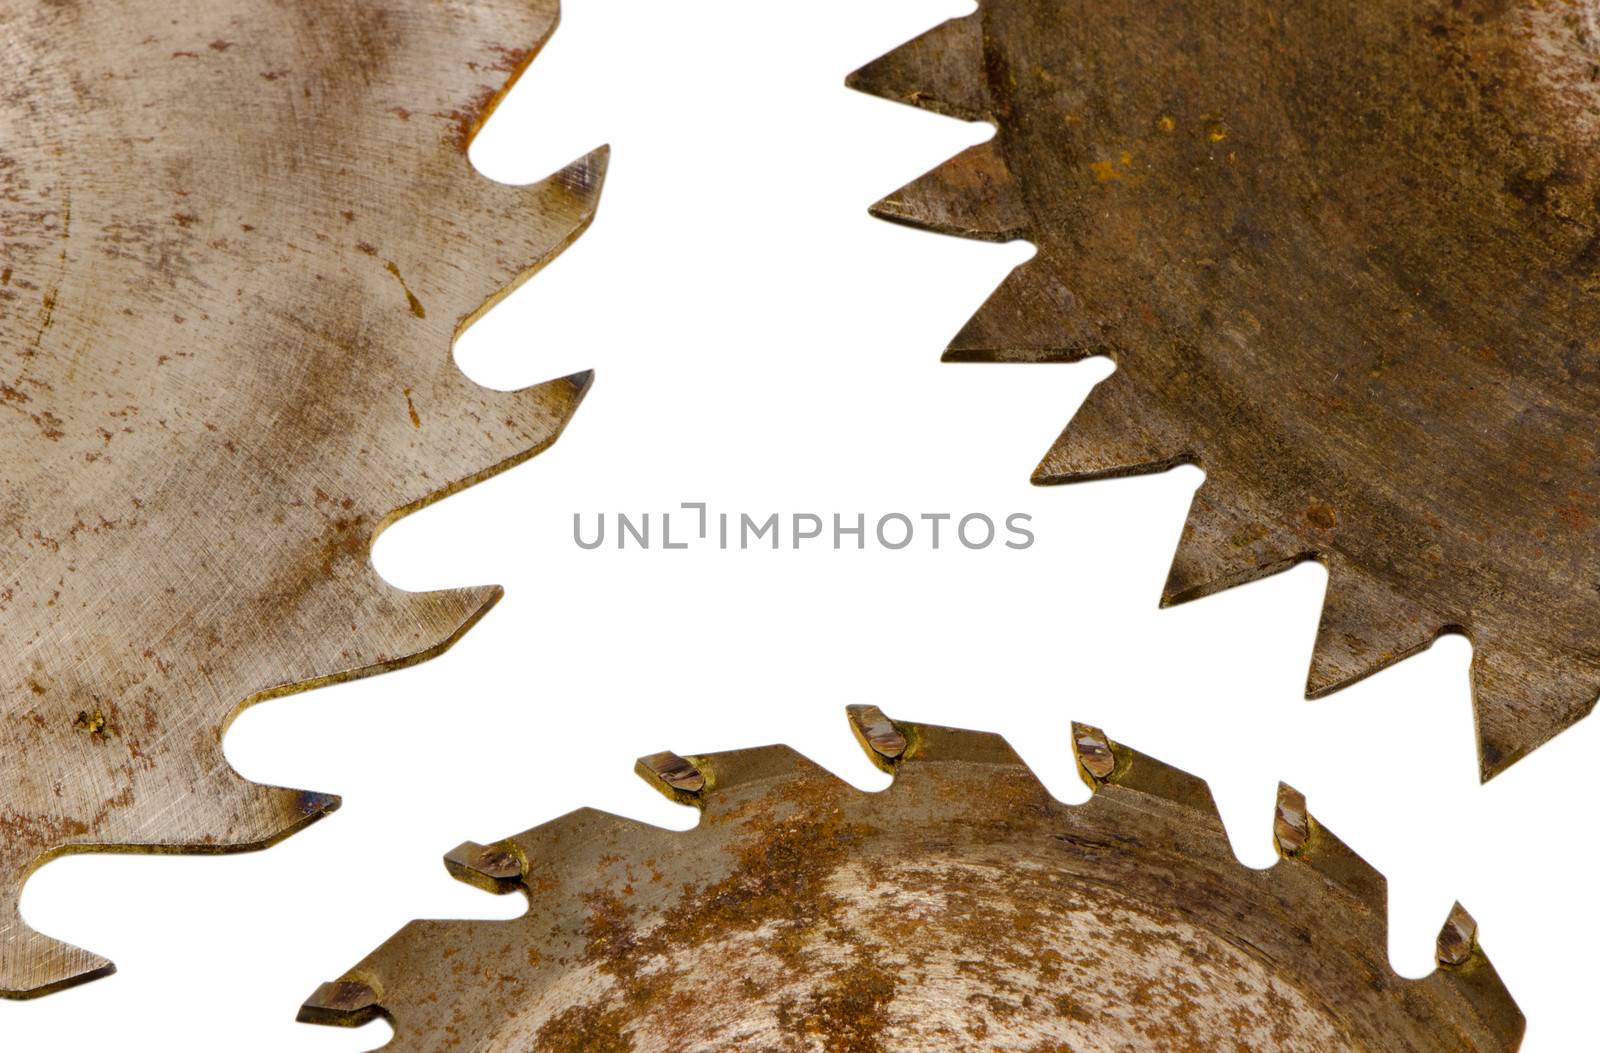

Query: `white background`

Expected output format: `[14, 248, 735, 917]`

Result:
[10, 1, 1597, 1049]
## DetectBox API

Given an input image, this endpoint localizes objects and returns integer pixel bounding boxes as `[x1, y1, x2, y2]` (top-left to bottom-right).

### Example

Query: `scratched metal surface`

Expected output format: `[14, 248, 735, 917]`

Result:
[300, 708, 1522, 1051]
[854, 2, 1600, 781]
[0, 0, 604, 997]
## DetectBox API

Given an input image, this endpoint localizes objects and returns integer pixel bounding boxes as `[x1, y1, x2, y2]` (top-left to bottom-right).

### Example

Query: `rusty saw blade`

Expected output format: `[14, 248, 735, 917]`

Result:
[851, 3, 1600, 781]
[298, 706, 1522, 1051]
[0, 0, 604, 997]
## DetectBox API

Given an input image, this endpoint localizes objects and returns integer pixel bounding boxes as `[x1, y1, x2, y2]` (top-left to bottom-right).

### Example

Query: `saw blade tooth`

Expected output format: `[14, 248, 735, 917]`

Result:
[1033, 372, 1191, 484]
[1433, 903, 1527, 1047]
[636, 751, 709, 807]
[845, 14, 990, 121]
[298, 712, 1524, 1048]
[845, 704, 910, 772]
[1306, 563, 1444, 698]
[1272, 782, 1311, 858]
[1070, 722, 1121, 785]
[298, 918, 488, 1031]
[1, 772, 335, 1000]
[387, 369, 592, 515]
[1436, 902, 1480, 968]
[255, 581, 504, 702]
[869, 141, 1027, 242]
[1160, 480, 1313, 607]
[0, 918, 115, 1002]
[944, 259, 1103, 362]
[444, 838, 528, 895]
[162, 775, 340, 851]
[1275, 788, 1387, 915]
[1470, 638, 1600, 781]
[441, 146, 610, 336]
[1085, 728, 1222, 820]
[296, 978, 384, 1028]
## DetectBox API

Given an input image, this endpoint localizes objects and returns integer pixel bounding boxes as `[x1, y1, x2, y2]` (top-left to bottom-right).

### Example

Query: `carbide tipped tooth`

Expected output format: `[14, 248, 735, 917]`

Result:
[1287, 811, 1387, 912]
[1034, 374, 1190, 484]
[1273, 783, 1310, 858]
[444, 839, 526, 894]
[1096, 738, 1221, 816]
[846, 704, 908, 770]
[1436, 903, 1479, 968]
[298, 711, 1521, 1050]
[944, 260, 1102, 363]
[845, 15, 989, 121]
[297, 979, 383, 1027]
[1072, 722, 1118, 783]
[636, 751, 708, 804]
[870, 142, 1027, 242]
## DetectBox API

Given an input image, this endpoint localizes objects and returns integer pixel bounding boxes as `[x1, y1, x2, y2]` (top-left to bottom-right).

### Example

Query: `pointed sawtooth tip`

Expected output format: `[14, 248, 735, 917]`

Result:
[263, 788, 341, 846]
[298, 789, 342, 819]
[556, 145, 609, 211]
[297, 978, 383, 1027]
[867, 141, 1027, 243]
[1027, 368, 1195, 483]
[0, 955, 117, 1002]
[1158, 484, 1314, 611]
[1477, 742, 1519, 784]
[844, 15, 990, 122]
[939, 260, 1103, 364]
[1303, 567, 1443, 700]
[1471, 643, 1600, 782]
[561, 368, 595, 400]
[511, 370, 592, 445]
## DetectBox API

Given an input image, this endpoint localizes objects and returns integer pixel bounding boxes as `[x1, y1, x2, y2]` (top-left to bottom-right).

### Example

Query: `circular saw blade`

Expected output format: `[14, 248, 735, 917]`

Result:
[0, 0, 604, 996]
[851, 2, 1600, 781]
[299, 707, 1522, 1051]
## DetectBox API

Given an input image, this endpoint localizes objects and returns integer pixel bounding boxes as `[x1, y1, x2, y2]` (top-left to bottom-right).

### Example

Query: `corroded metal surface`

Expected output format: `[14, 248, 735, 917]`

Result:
[300, 707, 1523, 1050]
[853, 2, 1600, 780]
[0, 0, 604, 996]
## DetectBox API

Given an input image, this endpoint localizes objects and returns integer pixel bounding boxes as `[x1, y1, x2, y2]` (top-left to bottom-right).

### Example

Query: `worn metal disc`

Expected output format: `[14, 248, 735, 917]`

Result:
[853, 2, 1600, 780]
[0, 0, 604, 996]
[300, 707, 1522, 1051]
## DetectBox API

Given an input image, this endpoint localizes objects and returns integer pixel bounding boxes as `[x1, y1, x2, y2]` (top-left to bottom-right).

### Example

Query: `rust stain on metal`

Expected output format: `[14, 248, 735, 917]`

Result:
[853, 1, 1600, 781]
[300, 709, 1524, 1051]
[0, 0, 606, 997]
